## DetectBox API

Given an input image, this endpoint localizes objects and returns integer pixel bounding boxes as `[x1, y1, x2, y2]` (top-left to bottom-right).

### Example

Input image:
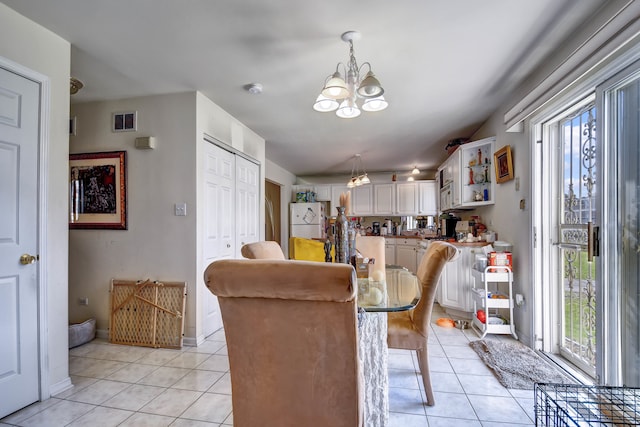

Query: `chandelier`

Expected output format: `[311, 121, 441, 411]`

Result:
[313, 31, 388, 119]
[347, 154, 371, 188]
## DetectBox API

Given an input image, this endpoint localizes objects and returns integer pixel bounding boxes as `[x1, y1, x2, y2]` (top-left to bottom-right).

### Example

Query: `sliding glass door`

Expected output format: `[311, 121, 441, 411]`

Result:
[536, 59, 640, 385]
[539, 97, 598, 378]
[598, 62, 640, 386]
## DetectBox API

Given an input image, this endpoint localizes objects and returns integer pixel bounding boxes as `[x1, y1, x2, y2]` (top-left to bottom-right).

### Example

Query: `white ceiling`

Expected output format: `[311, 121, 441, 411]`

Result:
[4, 0, 605, 177]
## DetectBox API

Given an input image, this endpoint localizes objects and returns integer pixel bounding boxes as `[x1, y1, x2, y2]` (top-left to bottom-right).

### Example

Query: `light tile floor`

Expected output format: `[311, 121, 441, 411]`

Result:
[1, 304, 535, 426]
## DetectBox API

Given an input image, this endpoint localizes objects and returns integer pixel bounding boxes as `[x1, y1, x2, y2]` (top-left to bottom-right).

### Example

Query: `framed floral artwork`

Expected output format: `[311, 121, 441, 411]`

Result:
[69, 151, 127, 229]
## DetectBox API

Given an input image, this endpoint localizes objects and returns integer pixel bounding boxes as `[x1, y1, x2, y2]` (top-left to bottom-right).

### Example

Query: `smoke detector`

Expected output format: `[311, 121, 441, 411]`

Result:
[245, 83, 263, 95]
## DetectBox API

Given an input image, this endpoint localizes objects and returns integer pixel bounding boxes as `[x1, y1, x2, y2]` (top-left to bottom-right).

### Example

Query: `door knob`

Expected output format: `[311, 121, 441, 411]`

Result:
[20, 253, 39, 265]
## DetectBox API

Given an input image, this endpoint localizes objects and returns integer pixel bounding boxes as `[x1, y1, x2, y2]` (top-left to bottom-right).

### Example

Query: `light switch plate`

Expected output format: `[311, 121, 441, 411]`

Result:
[175, 203, 187, 216]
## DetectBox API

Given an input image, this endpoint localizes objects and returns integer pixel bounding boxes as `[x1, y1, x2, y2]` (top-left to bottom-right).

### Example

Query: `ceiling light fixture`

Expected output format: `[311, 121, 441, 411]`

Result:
[70, 77, 84, 95]
[347, 154, 371, 188]
[313, 31, 388, 118]
[411, 166, 420, 175]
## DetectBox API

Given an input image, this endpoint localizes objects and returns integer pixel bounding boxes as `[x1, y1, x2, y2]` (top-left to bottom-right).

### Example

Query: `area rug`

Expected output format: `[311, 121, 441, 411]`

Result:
[469, 339, 576, 389]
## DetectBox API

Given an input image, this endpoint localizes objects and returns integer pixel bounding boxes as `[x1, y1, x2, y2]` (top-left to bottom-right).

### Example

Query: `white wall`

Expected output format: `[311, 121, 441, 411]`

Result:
[0, 4, 71, 394]
[69, 92, 199, 338]
[70, 91, 266, 344]
[469, 119, 532, 344]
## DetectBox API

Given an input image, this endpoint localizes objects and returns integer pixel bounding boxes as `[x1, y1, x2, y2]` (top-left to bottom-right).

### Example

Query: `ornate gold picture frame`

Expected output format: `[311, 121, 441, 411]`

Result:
[69, 151, 127, 229]
[494, 145, 514, 184]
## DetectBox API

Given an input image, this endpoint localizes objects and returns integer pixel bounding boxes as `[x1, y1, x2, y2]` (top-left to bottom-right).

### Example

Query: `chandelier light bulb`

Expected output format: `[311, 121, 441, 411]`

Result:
[362, 95, 388, 112]
[412, 166, 420, 175]
[313, 94, 339, 112]
[336, 98, 361, 119]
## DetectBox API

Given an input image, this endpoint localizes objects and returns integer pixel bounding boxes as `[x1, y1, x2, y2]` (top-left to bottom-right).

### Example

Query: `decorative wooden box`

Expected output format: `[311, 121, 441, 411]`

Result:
[110, 279, 186, 349]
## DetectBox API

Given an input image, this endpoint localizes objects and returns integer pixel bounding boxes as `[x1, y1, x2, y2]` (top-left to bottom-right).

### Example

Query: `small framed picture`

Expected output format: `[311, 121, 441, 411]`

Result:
[112, 111, 137, 132]
[69, 151, 127, 229]
[494, 145, 514, 184]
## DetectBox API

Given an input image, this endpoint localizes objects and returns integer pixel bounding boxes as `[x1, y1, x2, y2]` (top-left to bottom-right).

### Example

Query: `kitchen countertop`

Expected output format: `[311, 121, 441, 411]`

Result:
[380, 235, 491, 247]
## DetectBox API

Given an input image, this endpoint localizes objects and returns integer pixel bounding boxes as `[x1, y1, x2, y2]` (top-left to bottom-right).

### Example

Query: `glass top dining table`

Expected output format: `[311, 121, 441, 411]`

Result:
[357, 265, 421, 312]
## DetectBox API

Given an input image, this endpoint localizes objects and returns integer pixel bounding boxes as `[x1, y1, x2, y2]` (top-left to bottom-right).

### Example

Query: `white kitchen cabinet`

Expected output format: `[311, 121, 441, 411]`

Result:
[396, 183, 419, 215]
[330, 185, 350, 216]
[314, 184, 331, 202]
[351, 185, 373, 215]
[458, 137, 496, 207]
[437, 154, 459, 211]
[437, 137, 496, 211]
[418, 181, 437, 215]
[395, 238, 418, 273]
[437, 245, 485, 315]
[373, 183, 395, 215]
[385, 238, 396, 265]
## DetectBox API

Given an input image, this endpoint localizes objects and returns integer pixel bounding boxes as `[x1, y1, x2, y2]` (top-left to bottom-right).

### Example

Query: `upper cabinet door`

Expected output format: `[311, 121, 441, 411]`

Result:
[352, 185, 373, 215]
[418, 181, 437, 215]
[396, 182, 418, 215]
[330, 185, 351, 216]
[314, 184, 331, 202]
[373, 183, 395, 215]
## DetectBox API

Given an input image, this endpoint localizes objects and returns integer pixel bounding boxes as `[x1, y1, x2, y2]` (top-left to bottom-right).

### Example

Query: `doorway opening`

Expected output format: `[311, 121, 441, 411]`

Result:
[265, 180, 281, 245]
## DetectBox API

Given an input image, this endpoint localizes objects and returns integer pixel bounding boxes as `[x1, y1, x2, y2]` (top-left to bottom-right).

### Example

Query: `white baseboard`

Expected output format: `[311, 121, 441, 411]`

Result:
[49, 376, 73, 397]
[97, 328, 201, 348]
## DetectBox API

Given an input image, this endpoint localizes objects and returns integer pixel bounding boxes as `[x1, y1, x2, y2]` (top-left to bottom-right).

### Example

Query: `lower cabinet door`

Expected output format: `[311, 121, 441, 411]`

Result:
[438, 246, 472, 312]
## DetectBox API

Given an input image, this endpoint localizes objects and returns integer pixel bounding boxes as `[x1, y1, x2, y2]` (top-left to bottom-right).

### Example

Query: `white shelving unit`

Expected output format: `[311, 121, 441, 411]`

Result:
[470, 266, 517, 339]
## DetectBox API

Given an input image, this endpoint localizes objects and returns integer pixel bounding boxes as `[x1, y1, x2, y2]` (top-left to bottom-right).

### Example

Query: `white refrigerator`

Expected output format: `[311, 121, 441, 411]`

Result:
[290, 202, 325, 239]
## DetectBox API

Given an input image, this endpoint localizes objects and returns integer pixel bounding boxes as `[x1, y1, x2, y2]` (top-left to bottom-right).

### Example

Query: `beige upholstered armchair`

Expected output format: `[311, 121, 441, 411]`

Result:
[240, 241, 285, 260]
[204, 259, 363, 427]
[387, 241, 458, 406]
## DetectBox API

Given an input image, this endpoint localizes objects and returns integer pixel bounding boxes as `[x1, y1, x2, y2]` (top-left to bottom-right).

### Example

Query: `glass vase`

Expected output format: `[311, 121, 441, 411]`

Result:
[335, 206, 349, 263]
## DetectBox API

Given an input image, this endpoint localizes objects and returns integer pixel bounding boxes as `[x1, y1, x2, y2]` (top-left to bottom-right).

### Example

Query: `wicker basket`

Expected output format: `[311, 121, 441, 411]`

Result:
[110, 279, 186, 349]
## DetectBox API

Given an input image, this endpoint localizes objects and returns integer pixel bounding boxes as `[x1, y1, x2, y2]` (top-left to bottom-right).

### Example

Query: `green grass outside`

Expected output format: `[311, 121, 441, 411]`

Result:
[563, 250, 596, 349]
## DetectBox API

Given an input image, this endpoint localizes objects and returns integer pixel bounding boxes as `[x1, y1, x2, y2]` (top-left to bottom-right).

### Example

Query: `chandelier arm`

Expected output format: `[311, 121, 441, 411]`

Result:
[358, 62, 372, 75]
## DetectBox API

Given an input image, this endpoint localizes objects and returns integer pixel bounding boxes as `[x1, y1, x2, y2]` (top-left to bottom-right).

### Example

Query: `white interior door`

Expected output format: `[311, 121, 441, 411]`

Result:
[234, 155, 259, 258]
[202, 142, 234, 337]
[0, 67, 40, 417]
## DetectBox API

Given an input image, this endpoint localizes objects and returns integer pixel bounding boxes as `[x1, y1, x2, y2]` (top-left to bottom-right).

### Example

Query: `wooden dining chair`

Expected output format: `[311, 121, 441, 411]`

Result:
[240, 241, 286, 260]
[204, 258, 363, 427]
[387, 241, 459, 406]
